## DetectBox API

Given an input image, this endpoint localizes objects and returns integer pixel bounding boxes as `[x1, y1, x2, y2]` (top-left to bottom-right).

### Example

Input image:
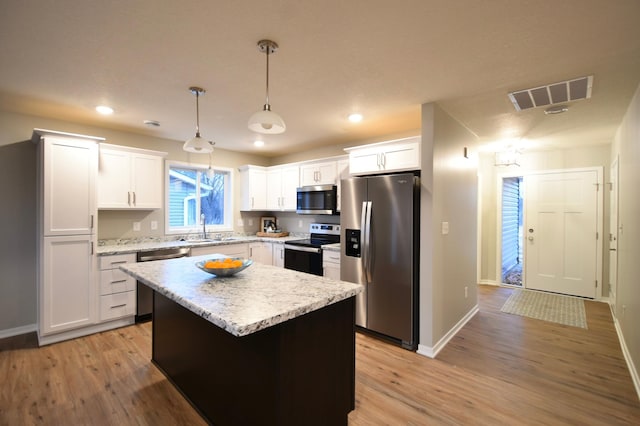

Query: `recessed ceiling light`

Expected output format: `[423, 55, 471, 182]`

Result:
[254, 140, 265, 147]
[348, 113, 363, 123]
[96, 105, 114, 115]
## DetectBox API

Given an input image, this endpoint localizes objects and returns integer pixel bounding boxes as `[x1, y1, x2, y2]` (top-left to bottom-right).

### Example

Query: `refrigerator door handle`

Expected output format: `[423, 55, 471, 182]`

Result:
[363, 201, 372, 283]
[360, 201, 368, 278]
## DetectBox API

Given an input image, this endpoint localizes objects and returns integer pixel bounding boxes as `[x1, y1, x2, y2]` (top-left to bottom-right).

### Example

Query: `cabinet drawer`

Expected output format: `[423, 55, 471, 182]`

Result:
[100, 291, 135, 321]
[100, 269, 136, 295]
[323, 251, 341, 264]
[99, 253, 136, 270]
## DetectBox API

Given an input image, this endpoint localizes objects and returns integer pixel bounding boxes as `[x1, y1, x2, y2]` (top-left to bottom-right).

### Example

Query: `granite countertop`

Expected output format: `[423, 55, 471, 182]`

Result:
[119, 255, 362, 337]
[97, 235, 305, 255]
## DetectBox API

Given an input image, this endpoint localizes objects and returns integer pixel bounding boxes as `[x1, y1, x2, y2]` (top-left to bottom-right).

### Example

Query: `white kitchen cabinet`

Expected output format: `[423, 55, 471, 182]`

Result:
[323, 249, 341, 280]
[98, 253, 136, 321]
[267, 165, 299, 211]
[272, 243, 285, 268]
[98, 143, 167, 209]
[191, 243, 249, 258]
[249, 241, 273, 265]
[40, 135, 98, 236]
[239, 165, 268, 211]
[300, 161, 337, 186]
[346, 136, 421, 175]
[40, 235, 97, 336]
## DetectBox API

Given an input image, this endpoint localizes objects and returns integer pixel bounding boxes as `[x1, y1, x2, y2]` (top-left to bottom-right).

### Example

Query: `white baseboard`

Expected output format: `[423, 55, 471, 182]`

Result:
[416, 304, 479, 359]
[0, 323, 37, 339]
[479, 279, 499, 286]
[37, 317, 135, 346]
[612, 311, 640, 401]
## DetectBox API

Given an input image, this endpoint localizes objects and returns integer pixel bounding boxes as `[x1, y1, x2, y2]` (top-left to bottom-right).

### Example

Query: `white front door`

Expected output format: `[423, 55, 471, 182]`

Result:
[609, 157, 619, 312]
[524, 170, 599, 298]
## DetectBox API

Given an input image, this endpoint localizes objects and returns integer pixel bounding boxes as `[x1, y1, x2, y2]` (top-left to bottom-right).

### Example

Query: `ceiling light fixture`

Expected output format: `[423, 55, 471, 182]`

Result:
[248, 39, 286, 134]
[96, 105, 114, 115]
[348, 113, 363, 123]
[183, 86, 214, 153]
[254, 139, 265, 147]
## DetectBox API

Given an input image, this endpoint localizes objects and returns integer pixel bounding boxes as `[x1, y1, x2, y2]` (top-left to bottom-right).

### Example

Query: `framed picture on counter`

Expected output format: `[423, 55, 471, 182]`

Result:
[261, 216, 276, 233]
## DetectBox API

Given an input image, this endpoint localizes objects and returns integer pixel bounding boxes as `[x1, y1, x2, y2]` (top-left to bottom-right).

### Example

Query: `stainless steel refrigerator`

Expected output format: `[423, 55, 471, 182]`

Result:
[340, 172, 419, 350]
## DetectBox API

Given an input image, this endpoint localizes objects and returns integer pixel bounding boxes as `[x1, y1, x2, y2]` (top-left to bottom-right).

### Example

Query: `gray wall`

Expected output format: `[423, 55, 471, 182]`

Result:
[419, 103, 479, 351]
[611, 82, 640, 386]
[0, 141, 37, 332]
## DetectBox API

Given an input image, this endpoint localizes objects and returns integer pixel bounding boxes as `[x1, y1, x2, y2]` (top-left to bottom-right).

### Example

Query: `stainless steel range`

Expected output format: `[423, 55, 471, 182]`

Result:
[284, 223, 340, 276]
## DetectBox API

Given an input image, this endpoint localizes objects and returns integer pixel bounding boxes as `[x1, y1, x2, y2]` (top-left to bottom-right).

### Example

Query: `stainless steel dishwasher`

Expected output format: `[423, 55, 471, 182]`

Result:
[136, 246, 191, 322]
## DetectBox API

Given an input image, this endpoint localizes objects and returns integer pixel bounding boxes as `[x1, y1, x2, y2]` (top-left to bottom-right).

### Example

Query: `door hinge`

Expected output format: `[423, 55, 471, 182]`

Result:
[595, 280, 598, 288]
[594, 183, 600, 191]
[596, 232, 599, 240]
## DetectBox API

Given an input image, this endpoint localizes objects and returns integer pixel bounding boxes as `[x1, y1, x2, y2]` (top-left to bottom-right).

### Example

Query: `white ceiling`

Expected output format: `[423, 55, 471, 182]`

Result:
[1, 0, 639, 157]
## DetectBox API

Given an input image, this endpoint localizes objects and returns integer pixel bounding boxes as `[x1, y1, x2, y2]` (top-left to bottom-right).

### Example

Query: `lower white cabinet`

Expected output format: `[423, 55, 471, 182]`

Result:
[272, 243, 285, 268]
[40, 235, 97, 336]
[249, 242, 273, 265]
[323, 249, 341, 280]
[191, 243, 249, 258]
[99, 253, 136, 321]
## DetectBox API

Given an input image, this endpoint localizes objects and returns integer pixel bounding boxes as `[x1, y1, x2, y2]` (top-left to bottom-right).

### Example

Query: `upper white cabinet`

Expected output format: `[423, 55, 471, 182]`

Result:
[300, 161, 337, 186]
[345, 136, 421, 176]
[336, 159, 350, 212]
[98, 144, 167, 209]
[239, 165, 268, 211]
[267, 165, 299, 211]
[41, 136, 98, 236]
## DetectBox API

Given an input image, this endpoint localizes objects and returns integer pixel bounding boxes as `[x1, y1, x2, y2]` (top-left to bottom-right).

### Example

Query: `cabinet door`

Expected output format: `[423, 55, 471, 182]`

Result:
[348, 148, 381, 175]
[43, 137, 97, 235]
[131, 153, 163, 208]
[299, 164, 319, 187]
[272, 244, 285, 267]
[241, 168, 268, 211]
[280, 166, 300, 210]
[249, 242, 273, 265]
[381, 141, 420, 172]
[41, 235, 96, 335]
[316, 162, 337, 185]
[266, 168, 283, 210]
[98, 148, 131, 208]
[336, 159, 350, 212]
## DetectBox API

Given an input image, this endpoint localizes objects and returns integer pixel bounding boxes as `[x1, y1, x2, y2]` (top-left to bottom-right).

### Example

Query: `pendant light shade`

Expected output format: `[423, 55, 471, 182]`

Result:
[248, 40, 286, 134]
[183, 86, 214, 153]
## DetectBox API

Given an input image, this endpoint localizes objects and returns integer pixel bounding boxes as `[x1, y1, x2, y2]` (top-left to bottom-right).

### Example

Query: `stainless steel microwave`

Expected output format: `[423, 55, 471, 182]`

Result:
[296, 185, 337, 215]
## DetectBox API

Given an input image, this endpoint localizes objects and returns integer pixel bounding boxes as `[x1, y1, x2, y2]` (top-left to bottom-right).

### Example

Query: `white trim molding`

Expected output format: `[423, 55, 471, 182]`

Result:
[611, 306, 640, 401]
[0, 323, 37, 340]
[416, 304, 479, 359]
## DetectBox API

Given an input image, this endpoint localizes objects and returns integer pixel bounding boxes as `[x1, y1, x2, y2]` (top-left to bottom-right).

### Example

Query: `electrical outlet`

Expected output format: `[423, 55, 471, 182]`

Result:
[465, 286, 468, 298]
[150, 221, 158, 230]
[299, 219, 303, 228]
[133, 222, 141, 232]
[237, 218, 244, 227]
[248, 219, 253, 226]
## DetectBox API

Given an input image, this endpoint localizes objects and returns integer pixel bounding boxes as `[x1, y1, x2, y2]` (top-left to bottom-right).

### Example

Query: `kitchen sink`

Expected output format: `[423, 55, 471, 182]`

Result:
[184, 237, 237, 244]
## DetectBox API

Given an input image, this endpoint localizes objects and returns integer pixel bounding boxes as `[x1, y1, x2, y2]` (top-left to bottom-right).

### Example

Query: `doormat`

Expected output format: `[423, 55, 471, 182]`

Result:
[500, 289, 587, 329]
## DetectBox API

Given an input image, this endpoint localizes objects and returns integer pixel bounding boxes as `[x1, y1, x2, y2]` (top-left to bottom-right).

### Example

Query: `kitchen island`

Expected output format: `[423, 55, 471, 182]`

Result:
[120, 255, 362, 426]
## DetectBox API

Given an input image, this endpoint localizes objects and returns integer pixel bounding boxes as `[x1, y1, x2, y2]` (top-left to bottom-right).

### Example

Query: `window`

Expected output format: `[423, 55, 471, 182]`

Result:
[166, 161, 233, 233]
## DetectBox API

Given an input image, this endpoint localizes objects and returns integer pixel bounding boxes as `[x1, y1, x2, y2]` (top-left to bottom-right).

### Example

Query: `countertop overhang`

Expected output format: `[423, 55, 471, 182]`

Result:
[119, 255, 361, 337]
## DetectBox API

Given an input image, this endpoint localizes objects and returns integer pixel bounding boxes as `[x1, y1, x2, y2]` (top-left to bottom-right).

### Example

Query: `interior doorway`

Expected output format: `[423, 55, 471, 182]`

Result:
[501, 176, 523, 286]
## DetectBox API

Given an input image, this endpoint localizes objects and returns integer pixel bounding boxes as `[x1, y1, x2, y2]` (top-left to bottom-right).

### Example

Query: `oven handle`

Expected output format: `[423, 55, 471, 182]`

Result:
[284, 244, 322, 254]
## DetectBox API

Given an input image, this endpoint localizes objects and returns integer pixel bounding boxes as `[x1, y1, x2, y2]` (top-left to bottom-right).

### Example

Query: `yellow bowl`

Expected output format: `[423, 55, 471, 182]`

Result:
[195, 258, 253, 277]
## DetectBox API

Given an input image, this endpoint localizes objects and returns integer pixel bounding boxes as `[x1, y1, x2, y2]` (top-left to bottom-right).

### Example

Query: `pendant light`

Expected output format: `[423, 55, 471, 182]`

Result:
[248, 39, 286, 134]
[183, 86, 214, 153]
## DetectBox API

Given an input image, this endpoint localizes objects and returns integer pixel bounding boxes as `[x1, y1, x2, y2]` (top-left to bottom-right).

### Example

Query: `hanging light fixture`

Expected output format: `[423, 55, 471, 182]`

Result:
[248, 39, 286, 134]
[183, 86, 214, 153]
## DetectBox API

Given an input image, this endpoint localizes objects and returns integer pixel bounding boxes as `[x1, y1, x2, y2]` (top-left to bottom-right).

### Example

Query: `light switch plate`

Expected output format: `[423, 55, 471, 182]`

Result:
[133, 222, 141, 232]
[248, 219, 253, 226]
[237, 218, 244, 227]
[441, 221, 449, 235]
[150, 221, 158, 230]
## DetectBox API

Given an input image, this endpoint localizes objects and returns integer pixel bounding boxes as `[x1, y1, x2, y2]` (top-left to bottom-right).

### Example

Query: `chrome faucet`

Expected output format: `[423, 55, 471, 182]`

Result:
[201, 213, 207, 239]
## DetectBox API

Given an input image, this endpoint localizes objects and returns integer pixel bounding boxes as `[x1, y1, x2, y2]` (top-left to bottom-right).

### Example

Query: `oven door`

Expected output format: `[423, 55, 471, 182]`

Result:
[284, 245, 324, 276]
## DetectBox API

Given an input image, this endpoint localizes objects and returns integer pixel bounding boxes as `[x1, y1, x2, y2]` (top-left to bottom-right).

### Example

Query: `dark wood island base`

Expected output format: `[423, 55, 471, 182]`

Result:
[152, 291, 356, 425]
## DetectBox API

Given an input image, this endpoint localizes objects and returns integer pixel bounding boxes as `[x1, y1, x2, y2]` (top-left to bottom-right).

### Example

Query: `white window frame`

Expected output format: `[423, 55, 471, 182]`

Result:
[165, 160, 234, 234]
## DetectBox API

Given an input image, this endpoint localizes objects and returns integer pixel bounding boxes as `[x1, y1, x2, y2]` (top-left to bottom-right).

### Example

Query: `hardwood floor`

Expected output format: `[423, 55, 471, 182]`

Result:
[1, 285, 638, 425]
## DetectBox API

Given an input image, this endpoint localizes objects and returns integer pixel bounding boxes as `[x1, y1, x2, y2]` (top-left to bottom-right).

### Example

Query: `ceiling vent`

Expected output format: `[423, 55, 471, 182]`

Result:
[508, 75, 593, 111]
